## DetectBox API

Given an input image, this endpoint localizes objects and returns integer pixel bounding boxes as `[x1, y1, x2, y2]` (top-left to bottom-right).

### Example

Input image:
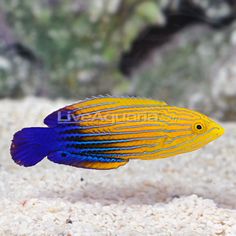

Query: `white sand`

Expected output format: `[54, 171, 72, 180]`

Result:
[0, 98, 235, 236]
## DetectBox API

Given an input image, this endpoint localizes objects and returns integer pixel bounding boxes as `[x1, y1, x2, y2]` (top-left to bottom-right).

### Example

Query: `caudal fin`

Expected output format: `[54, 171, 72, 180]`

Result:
[10, 127, 56, 167]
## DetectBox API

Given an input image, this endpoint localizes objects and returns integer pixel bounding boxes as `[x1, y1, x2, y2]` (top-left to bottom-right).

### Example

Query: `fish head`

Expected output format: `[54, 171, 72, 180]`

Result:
[186, 111, 224, 151]
[192, 113, 224, 147]
[158, 106, 225, 157]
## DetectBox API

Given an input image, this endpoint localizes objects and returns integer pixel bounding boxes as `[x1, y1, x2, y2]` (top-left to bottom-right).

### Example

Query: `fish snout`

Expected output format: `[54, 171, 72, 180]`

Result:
[211, 122, 225, 138]
[216, 125, 225, 138]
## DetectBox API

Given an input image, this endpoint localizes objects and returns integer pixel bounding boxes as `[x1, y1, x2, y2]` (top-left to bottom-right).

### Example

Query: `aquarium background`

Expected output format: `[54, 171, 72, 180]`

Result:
[0, 0, 236, 121]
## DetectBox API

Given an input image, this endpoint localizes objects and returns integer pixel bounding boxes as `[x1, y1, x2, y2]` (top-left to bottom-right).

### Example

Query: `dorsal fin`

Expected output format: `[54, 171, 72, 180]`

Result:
[44, 96, 168, 127]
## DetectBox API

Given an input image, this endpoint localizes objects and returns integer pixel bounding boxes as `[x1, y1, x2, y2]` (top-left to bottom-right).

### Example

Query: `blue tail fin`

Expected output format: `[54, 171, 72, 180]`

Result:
[11, 127, 57, 167]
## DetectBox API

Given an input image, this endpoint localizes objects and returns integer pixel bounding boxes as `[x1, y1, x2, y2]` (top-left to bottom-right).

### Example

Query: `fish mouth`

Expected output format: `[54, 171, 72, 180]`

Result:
[216, 126, 225, 138]
[206, 117, 224, 139]
[205, 127, 224, 144]
[196, 124, 224, 147]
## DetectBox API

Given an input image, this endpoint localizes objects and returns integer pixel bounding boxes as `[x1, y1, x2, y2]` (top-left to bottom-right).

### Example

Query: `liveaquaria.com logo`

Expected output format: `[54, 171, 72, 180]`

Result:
[57, 111, 180, 124]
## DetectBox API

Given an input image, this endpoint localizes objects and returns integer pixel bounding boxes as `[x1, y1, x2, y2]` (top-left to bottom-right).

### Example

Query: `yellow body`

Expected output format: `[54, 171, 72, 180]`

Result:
[56, 96, 225, 169]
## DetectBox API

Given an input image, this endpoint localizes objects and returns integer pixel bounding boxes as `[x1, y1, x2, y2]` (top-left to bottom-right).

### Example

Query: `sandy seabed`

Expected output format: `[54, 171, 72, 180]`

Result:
[0, 98, 235, 236]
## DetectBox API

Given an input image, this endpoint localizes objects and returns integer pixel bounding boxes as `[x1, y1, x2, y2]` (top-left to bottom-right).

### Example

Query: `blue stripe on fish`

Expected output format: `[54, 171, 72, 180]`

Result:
[62, 143, 155, 153]
[47, 151, 127, 169]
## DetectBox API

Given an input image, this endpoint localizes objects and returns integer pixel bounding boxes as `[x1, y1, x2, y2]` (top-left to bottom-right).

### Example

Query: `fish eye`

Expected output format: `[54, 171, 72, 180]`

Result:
[192, 122, 206, 134]
[196, 124, 202, 130]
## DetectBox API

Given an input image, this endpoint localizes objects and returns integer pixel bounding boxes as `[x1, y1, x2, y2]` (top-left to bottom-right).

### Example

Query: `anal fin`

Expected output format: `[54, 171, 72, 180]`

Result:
[47, 151, 128, 170]
[75, 160, 128, 170]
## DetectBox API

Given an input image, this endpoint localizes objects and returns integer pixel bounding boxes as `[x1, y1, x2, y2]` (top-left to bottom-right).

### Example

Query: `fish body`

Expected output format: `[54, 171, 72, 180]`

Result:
[11, 96, 224, 170]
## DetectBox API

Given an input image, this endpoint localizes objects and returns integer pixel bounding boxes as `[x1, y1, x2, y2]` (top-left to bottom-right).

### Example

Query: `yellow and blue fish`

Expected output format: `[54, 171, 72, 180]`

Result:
[10, 96, 224, 170]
